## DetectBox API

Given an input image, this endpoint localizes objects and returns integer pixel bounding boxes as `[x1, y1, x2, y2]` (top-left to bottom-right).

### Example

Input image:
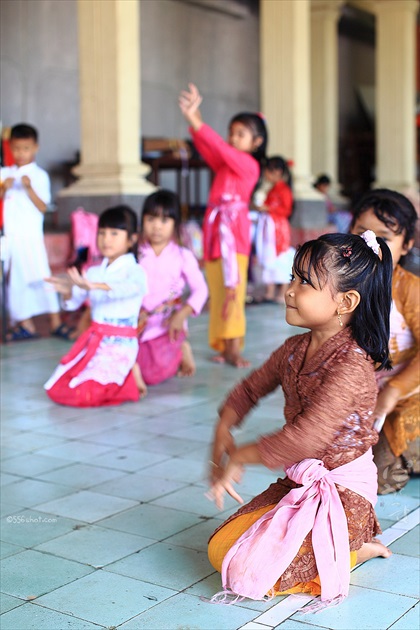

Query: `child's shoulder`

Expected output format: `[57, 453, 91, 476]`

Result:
[394, 264, 420, 299]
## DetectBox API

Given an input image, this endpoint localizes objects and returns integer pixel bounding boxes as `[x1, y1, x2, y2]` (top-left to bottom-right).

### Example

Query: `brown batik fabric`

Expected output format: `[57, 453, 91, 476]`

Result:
[211, 328, 381, 590]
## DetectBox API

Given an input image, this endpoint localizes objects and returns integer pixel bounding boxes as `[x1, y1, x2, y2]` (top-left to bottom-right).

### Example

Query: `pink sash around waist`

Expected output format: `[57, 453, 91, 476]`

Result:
[60, 321, 137, 375]
[215, 448, 377, 611]
[206, 194, 247, 288]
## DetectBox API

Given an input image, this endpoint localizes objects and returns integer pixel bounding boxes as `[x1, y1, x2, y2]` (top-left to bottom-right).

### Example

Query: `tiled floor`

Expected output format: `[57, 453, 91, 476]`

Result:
[1, 304, 419, 630]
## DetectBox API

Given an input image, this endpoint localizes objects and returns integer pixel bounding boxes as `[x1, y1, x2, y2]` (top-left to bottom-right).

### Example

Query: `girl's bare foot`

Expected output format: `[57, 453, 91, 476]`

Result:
[225, 353, 251, 368]
[178, 341, 196, 377]
[132, 364, 148, 398]
[211, 355, 226, 364]
[356, 538, 392, 565]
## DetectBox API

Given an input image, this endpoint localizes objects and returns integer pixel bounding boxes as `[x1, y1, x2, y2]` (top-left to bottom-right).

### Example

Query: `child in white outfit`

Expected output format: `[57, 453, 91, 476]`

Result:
[0, 124, 64, 340]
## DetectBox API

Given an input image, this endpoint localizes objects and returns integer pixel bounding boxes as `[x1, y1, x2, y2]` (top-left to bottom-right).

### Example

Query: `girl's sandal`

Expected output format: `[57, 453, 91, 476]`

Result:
[6, 325, 40, 342]
[50, 323, 76, 341]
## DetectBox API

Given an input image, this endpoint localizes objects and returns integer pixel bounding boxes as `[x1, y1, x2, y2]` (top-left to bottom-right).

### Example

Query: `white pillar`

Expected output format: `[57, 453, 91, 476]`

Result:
[60, 0, 154, 197]
[261, 0, 316, 197]
[260, 0, 327, 235]
[374, 0, 418, 194]
[311, 0, 343, 185]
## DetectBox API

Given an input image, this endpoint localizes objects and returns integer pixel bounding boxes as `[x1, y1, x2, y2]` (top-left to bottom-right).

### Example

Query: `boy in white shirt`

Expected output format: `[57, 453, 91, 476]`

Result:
[1, 123, 66, 340]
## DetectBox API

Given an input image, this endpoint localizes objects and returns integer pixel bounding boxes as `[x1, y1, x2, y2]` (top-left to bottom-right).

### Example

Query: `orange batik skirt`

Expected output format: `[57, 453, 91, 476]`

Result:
[205, 255, 248, 354]
[208, 503, 358, 597]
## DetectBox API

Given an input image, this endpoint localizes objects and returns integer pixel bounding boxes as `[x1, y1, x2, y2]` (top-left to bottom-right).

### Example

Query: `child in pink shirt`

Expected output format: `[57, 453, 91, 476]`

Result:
[136, 190, 208, 391]
[179, 83, 267, 368]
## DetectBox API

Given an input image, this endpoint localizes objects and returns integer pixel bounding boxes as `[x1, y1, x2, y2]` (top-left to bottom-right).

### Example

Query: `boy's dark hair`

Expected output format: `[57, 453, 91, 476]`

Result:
[140, 189, 181, 243]
[293, 232, 393, 370]
[350, 189, 417, 247]
[10, 124, 38, 143]
[266, 155, 293, 189]
[314, 174, 331, 188]
[229, 112, 268, 164]
[98, 205, 138, 259]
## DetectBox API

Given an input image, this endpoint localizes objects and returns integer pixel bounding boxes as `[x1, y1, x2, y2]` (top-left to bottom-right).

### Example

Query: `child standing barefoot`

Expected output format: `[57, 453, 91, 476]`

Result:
[179, 83, 267, 367]
[44, 206, 148, 406]
[206, 231, 393, 609]
[136, 190, 208, 387]
[351, 189, 419, 494]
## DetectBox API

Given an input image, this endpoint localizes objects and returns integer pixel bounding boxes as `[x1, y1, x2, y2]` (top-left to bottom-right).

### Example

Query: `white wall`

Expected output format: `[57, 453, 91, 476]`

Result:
[0, 0, 260, 199]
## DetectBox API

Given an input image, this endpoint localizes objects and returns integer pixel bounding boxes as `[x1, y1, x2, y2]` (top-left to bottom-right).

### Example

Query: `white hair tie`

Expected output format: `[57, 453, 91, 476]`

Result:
[361, 230, 380, 256]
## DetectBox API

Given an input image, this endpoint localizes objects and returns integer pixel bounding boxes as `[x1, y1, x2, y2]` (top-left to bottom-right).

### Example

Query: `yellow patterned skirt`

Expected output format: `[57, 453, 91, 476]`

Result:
[205, 255, 248, 353]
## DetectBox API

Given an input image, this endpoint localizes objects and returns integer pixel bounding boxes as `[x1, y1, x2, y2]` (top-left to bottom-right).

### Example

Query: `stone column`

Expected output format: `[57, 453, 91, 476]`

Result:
[374, 0, 418, 194]
[260, 0, 328, 241]
[57, 0, 155, 224]
[310, 0, 343, 187]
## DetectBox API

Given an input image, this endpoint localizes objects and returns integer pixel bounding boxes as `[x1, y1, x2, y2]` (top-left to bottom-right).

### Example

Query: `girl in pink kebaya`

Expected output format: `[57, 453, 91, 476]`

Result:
[179, 83, 267, 368]
[136, 190, 208, 392]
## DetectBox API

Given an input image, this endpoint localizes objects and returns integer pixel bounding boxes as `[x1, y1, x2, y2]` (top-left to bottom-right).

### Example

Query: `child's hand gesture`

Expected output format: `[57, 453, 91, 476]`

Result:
[179, 83, 203, 131]
[67, 266, 95, 291]
[21, 175, 32, 190]
[167, 309, 186, 342]
[45, 274, 73, 299]
[167, 304, 193, 342]
[2, 177, 15, 191]
[206, 456, 244, 510]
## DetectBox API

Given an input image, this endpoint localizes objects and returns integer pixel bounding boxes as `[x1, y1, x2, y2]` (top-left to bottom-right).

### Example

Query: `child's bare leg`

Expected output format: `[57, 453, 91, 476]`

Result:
[49, 312, 61, 331]
[132, 363, 147, 397]
[19, 318, 37, 334]
[355, 539, 392, 565]
[178, 340, 196, 377]
[276, 284, 287, 304]
[224, 338, 250, 368]
[264, 283, 275, 301]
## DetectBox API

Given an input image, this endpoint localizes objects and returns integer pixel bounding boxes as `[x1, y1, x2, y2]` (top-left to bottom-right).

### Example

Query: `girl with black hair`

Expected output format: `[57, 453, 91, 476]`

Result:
[351, 188, 419, 494]
[44, 205, 148, 406]
[136, 190, 208, 390]
[254, 156, 294, 303]
[179, 83, 267, 368]
[206, 231, 393, 610]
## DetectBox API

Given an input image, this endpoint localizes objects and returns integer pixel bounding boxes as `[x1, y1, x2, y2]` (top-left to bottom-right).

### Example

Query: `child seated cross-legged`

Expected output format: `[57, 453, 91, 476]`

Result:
[44, 205, 148, 407]
[351, 189, 419, 494]
[136, 190, 208, 389]
[206, 231, 393, 611]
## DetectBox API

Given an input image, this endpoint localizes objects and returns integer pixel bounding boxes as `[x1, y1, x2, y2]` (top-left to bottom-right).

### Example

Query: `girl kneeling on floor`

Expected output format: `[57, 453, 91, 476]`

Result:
[136, 190, 208, 391]
[206, 230, 393, 611]
[44, 205, 148, 407]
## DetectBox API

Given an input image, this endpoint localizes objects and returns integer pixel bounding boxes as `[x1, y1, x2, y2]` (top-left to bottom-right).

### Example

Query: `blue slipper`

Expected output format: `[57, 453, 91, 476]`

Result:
[7, 325, 40, 342]
[50, 323, 76, 341]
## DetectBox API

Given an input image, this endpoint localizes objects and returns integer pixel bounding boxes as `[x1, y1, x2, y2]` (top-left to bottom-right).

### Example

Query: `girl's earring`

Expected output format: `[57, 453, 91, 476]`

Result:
[337, 310, 343, 327]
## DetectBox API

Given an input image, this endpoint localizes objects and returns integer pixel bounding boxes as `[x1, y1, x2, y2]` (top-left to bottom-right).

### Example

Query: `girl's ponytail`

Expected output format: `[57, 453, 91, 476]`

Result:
[349, 236, 393, 370]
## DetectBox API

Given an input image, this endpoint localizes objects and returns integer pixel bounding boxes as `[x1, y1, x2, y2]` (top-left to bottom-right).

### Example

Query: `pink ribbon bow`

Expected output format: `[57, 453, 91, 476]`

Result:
[218, 448, 377, 609]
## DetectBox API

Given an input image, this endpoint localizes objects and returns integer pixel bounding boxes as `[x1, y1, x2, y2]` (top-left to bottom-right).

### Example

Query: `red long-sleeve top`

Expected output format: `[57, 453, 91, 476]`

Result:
[264, 180, 293, 255]
[190, 124, 260, 261]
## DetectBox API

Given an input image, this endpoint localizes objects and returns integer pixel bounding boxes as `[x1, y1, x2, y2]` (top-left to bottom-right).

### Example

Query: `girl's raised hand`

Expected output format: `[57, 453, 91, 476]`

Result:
[67, 266, 94, 291]
[45, 274, 72, 299]
[179, 83, 203, 130]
